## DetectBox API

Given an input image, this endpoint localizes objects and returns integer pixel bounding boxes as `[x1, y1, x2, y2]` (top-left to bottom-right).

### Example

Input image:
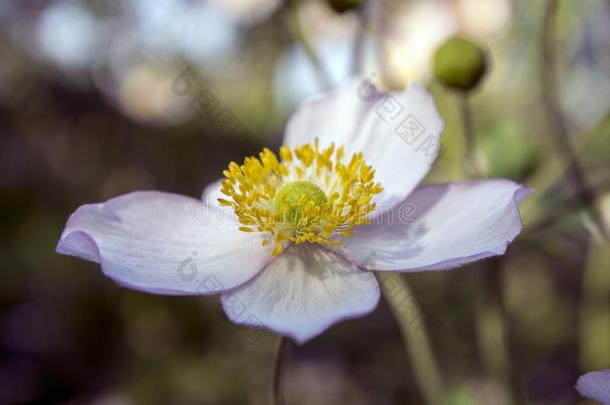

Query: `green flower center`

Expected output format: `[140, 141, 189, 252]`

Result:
[274, 181, 328, 224]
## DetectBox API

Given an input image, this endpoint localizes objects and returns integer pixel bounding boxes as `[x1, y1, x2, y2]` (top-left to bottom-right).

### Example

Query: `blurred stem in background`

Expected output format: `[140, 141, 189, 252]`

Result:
[377, 272, 446, 405]
[521, 115, 610, 235]
[351, 1, 368, 75]
[475, 260, 526, 405]
[541, 0, 610, 384]
[579, 240, 610, 370]
[540, 0, 608, 240]
[271, 336, 289, 405]
[284, 0, 333, 90]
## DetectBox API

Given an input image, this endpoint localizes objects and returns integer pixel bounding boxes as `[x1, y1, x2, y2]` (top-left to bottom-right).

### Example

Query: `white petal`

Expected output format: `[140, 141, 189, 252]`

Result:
[201, 179, 235, 218]
[576, 369, 610, 405]
[339, 180, 531, 271]
[283, 79, 444, 209]
[57, 191, 273, 295]
[221, 244, 380, 344]
[201, 179, 224, 206]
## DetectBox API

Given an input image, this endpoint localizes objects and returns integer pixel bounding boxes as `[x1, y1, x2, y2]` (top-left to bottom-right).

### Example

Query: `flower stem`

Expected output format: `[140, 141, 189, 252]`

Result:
[540, 0, 608, 239]
[457, 93, 482, 178]
[475, 260, 527, 405]
[377, 272, 445, 405]
[285, 0, 333, 90]
[271, 335, 289, 405]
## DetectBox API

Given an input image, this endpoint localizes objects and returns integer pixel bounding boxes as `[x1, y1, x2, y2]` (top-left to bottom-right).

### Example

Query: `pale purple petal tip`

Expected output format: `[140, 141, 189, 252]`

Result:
[576, 369, 610, 405]
[56, 230, 101, 263]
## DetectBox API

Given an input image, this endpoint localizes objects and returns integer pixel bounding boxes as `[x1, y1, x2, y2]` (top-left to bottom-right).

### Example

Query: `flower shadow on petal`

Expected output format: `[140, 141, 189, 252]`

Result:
[344, 184, 451, 266]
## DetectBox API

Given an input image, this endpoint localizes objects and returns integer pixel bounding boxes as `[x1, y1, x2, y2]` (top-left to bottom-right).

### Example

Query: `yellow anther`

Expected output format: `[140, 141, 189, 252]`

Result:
[279, 146, 293, 162]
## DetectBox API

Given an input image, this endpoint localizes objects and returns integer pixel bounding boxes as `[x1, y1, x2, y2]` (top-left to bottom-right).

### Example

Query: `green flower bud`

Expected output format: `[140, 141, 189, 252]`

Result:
[433, 36, 488, 91]
[327, 0, 362, 14]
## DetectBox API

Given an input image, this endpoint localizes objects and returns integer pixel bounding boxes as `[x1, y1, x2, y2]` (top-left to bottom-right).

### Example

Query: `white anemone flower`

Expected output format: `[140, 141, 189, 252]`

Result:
[56, 80, 531, 344]
[577, 369, 610, 405]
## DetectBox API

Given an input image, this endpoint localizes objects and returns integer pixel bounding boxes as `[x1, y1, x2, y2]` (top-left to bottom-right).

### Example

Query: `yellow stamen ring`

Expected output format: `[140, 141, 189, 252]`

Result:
[218, 140, 383, 255]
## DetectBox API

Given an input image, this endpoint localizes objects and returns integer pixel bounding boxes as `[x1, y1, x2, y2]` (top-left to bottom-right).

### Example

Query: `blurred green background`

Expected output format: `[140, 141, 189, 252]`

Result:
[0, 0, 609, 404]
